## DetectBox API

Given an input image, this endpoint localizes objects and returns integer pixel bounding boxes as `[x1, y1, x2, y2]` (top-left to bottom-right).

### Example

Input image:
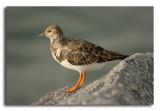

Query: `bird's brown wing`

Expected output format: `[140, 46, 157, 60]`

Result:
[62, 38, 128, 65]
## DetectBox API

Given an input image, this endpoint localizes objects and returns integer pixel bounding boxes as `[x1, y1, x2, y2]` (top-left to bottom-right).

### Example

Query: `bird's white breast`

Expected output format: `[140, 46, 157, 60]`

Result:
[61, 59, 108, 73]
[51, 51, 60, 63]
[51, 48, 108, 73]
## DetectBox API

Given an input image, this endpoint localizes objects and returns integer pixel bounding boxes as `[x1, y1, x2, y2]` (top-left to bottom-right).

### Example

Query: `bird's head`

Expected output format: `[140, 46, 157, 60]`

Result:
[39, 25, 64, 40]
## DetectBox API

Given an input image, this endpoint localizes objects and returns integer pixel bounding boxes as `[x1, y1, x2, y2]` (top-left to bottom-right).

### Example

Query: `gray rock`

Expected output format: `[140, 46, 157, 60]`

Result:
[33, 53, 153, 105]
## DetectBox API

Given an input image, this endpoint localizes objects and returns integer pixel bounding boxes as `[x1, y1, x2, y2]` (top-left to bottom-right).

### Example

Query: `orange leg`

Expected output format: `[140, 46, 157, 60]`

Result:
[79, 71, 88, 87]
[67, 73, 83, 93]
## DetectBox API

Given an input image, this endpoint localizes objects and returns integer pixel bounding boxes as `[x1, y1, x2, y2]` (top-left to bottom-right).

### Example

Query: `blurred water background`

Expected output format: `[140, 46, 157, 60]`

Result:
[5, 7, 153, 105]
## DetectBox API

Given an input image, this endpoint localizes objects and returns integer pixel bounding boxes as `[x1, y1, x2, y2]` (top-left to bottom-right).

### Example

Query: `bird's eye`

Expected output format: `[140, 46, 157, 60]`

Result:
[47, 30, 51, 32]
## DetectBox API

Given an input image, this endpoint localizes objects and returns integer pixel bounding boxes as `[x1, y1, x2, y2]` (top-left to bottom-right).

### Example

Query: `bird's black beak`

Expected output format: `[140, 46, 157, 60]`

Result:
[38, 32, 45, 37]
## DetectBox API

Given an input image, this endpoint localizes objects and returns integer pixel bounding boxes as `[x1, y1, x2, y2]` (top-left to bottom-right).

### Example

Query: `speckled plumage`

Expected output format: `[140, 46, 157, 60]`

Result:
[39, 25, 128, 93]
[50, 38, 128, 65]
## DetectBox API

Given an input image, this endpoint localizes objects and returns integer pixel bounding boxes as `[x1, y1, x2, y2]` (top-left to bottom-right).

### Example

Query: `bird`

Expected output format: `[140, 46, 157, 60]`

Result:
[38, 25, 128, 93]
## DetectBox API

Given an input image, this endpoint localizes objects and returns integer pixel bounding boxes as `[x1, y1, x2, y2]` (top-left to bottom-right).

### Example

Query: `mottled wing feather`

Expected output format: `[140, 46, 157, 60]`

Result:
[61, 38, 128, 65]
[62, 39, 98, 65]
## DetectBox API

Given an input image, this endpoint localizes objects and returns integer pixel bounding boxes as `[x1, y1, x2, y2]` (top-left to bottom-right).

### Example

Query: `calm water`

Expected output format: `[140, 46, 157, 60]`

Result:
[5, 7, 153, 105]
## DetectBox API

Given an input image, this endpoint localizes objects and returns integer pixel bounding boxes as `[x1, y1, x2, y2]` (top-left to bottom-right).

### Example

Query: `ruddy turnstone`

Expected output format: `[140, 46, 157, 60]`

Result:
[39, 25, 128, 93]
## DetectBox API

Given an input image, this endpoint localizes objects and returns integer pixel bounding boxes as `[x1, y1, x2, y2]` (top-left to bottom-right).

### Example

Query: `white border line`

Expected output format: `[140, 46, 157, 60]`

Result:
[0, 0, 159, 111]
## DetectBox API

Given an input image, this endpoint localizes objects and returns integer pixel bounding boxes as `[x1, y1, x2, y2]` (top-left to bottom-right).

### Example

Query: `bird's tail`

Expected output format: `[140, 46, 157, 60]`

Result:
[118, 54, 129, 59]
[106, 50, 129, 61]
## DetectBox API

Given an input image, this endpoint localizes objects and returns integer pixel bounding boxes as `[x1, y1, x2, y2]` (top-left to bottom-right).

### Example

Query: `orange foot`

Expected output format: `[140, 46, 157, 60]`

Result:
[66, 71, 88, 93]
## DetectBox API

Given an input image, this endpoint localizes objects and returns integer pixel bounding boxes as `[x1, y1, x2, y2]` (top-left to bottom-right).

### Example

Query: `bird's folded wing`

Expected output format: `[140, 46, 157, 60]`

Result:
[62, 39, 127, 66]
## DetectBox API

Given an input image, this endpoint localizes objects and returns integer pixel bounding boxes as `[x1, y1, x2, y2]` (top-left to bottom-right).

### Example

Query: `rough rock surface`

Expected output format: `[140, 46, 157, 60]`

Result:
[33, 53, 153, 105]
